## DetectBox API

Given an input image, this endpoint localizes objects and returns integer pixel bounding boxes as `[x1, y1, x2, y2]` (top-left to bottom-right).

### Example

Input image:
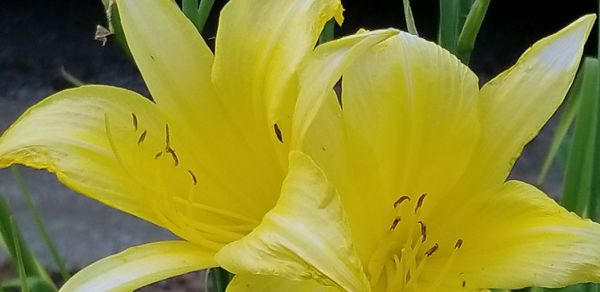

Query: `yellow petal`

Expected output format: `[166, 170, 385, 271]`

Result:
[119, 0, 288, 228]
[421, 181, 600, 289]
[292, 29, 399, 146]
[216, 151, 369, 292]
[302, 31, 480, 262]
[466, 14, 595, 187]
[59, 241, 216, 292]
[227, 275, 340, 292]
[212, 0, 344, 164]
[115, 0, 215, 127]
[0, 85, 166, 228]
[0, 86, 248, 248]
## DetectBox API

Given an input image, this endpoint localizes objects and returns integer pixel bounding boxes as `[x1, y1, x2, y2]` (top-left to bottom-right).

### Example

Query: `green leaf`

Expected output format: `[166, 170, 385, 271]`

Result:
[209, 267, 231, 292]
[12, 217, 29, 292]
[402, 0, 418, 36]
[537, 66, 585, 183]
[2, 277, 56, 292]
[0, 195, 56, 289]
[438, 0, 473, 52]
[455, 0, 490, 64]
[318, 19, 335, 44]
[561, 57, 599, 216]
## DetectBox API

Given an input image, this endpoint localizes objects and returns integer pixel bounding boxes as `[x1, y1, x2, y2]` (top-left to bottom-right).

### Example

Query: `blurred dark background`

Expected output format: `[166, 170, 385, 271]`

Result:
[0, 0, 597, 277]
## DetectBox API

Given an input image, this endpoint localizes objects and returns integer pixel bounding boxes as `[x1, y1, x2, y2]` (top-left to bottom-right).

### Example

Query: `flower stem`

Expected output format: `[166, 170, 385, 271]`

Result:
[437, 0, 472, 53]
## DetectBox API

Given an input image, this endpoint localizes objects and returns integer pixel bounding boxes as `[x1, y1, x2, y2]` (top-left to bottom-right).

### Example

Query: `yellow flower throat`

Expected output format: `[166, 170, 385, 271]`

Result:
[368, 193, 464, 291]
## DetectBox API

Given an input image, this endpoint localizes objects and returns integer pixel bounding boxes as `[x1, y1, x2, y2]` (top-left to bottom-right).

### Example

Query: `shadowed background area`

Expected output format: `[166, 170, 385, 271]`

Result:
[0, 0, 596, 273]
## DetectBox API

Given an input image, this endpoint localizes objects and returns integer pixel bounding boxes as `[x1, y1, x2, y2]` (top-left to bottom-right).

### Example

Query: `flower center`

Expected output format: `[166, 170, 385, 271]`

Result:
[367, 193, 464, 291]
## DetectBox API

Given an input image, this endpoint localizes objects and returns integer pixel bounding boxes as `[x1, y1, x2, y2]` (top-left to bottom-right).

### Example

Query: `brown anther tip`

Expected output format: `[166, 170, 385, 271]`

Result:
[137, 130, 147, 145]
[390, 217, 401, 230]
[462, 280, 466, 288]
[414, 193, 427, 213]
[455, 239, 463, 249]
[132, 113, 138, 131]
[393, 195, 410, 208]
[418, 221, 427, 242]
[424, 243, 439, 257]
[154, 151, 163, 159]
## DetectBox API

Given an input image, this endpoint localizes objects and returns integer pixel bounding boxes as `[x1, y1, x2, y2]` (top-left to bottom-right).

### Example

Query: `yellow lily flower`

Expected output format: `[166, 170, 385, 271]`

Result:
[215, 15, 600, 291]
[0, 0, 397, 290]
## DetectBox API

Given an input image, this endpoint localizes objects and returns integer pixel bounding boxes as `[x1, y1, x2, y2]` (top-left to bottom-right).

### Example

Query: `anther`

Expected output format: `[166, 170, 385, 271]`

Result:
[166, 148, 179, 166]
[390, 217, 401, 230]
[418, 221, 427, 243]
[154, 151, 163, 159]
[454, 239, 463, 249]
[188, 170, 197, 186]
[415, 193, 427, 213]
[393, 195, 410, 208]
[424, 243, 439, 257]
[132, 113, 138, 131]
[165, 124, 171, 147]
[273, 123, 283, 143]
[462, 280, 466, 288]
[137, 130, 147, 145]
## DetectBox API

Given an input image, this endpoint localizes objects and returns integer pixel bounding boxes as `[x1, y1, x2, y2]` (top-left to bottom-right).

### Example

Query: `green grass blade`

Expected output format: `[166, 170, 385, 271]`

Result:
[402, 0, 418, 36]
[10, 167, 70, 281]
[561, 57, 599, 215]
[319, 20, 335, 44]
[182, 0, 201, 28]
[0, 195, 55, 289]
[195, 0, 216, 33]
[12, 217, 30, 292]
[2, 277, 56, 292]
[438, 0, 473, 52]
[537, 67, 585, 183]
[455, 0, 489, 64]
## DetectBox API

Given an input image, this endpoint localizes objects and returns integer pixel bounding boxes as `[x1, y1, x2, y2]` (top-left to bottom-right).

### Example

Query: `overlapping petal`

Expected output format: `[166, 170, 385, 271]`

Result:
[59, 241, 216, 291]
[227, 275, 339, 292]
[217, 152, 369, 292]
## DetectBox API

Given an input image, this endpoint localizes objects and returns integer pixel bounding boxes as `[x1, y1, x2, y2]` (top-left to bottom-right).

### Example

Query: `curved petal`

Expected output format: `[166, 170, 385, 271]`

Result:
[0, 86, 247, 248]
[227, 275, 339, 292]
[216, 152, 369, 292]
[212, 0, 344, 166]
[292, 29, 399, 146]
[0, 85, 166, 227]
[421, 181, 600, 289]
[59, 241, 216, 292]
[302, 31, 480, 262]
[465, 14, 595, 187]
[115, 0, 215, 126]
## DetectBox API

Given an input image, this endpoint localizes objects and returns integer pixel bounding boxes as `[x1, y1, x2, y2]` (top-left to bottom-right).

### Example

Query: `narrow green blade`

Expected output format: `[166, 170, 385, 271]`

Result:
[402, 0, 418, 36]
[0, 195, 55, 289]
[318, 20, 335, 44]
[455, 0, 490, 64]
[561, 57, 599, 216]
[538, 66, 585, 183]
[438, 0, 473, 52]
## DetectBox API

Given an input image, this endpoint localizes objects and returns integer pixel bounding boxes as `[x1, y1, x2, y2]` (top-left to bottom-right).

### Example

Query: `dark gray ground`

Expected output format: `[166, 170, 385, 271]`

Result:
[0, 0, 578, 285]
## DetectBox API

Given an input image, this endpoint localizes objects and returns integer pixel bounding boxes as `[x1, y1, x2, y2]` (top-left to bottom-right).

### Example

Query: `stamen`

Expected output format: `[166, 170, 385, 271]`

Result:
[188, 170, 198, 186]
[166, 148, 180, 166]
[455, 238, 463, 249]
[424, 243, 438, 257]
[132, 113, 138, 131]
[165, 124, 171, 147]
[414, 193, 427, 213]
[137, 130, 147, 145]
[418, 221, 426, 243]
[273, 123, 283, 143]
[393, 195, 410, 208]
[390, 217, 401, 230]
